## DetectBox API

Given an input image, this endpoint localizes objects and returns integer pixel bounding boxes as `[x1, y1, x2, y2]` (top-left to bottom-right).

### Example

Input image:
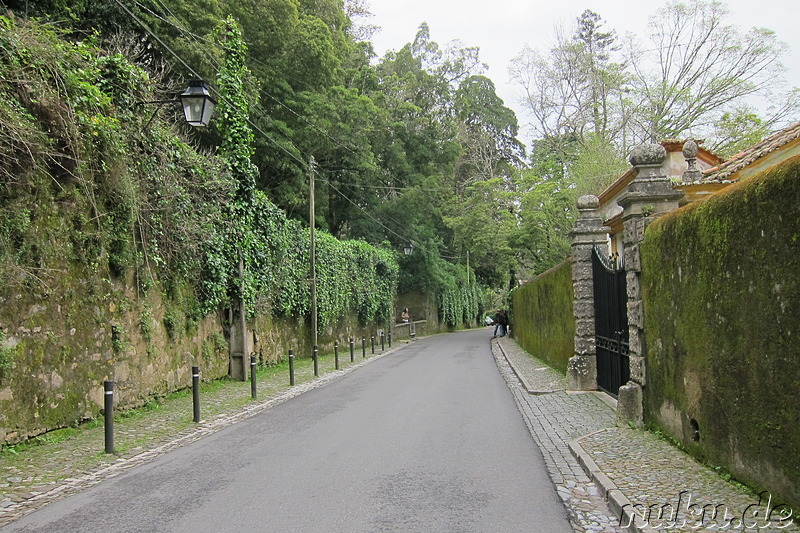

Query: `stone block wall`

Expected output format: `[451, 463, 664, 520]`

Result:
[639, 155, 800, 511]
[0, 269, 387, 445]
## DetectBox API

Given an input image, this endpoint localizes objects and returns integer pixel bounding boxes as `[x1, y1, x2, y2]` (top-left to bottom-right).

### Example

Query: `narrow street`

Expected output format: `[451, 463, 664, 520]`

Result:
[1, 330, 572, 533]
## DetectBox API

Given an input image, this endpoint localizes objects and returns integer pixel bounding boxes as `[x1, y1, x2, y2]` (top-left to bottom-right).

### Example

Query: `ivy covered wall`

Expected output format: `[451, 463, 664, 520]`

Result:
[0, 16, 398, 445]
[511, 259, 574, 373]
[640, 156, 800, 510]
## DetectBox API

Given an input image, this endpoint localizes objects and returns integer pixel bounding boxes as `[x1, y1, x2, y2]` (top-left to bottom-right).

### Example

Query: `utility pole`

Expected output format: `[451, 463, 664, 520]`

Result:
[309, 156, 318, 350]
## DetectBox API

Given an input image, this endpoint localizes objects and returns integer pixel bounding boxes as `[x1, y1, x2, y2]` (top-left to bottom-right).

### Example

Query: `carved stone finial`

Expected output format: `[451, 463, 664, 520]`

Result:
[682, 139, 699, 159]
[629, 144, 667, 167]
[577, 195, 599, 210]
[682, 139, 703, 181]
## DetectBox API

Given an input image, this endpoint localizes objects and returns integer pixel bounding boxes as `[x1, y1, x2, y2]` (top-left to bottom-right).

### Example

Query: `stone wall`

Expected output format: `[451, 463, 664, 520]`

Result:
[0, 269, 386, 445]
[639, 155, 800, 510]
[511, 260, 574, 373]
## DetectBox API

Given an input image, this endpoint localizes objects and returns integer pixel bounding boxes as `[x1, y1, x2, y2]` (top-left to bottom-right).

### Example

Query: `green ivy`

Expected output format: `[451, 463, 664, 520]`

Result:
[0, 16, 399, 339]
[438, 263, 482, 328]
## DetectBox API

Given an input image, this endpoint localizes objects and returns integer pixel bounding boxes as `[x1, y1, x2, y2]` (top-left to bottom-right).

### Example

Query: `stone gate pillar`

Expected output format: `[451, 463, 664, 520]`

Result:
[567, 195, 610, 390]
[616, 144, 684, 426]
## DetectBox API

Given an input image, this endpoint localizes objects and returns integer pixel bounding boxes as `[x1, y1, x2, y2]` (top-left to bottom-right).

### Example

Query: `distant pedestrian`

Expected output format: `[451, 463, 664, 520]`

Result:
[492, 308, 507, 338]
[401, 307, 410, 323]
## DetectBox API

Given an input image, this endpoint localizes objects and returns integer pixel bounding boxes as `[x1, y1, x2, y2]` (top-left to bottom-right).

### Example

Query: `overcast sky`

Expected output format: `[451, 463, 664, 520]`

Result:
[365, 0, 799, 143]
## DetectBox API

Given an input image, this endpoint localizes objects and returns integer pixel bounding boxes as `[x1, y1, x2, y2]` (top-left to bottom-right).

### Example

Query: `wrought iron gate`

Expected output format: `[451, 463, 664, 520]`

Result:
[592, 246, 630, 396]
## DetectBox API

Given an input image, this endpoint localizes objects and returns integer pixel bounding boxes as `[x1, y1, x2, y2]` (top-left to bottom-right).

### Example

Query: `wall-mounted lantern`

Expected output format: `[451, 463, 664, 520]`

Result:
[178, 80, 217, 127]
[142, 80, 217, 128]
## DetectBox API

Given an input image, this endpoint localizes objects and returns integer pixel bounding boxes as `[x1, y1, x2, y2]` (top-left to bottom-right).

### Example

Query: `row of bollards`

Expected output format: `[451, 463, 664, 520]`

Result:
[103, 332, 392, 454]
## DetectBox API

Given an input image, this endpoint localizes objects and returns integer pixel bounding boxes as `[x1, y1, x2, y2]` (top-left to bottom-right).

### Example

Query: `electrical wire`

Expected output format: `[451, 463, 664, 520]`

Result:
[317, 173, 460, 261]
[111, 0, 475, 263]
[134, 0, 364, 159]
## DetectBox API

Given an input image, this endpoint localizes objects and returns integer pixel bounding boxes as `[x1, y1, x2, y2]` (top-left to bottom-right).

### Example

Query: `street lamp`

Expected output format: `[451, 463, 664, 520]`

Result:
[402, 242, 414, 255]
[178, 80, 217, 127]
[142, 80, 217, 128]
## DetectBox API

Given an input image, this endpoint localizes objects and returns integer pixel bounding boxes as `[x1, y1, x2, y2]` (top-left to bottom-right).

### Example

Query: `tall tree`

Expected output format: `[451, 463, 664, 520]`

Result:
[510, 10, 627, 153]
[575, 9, 625, 143]
[510, 138, 576, 276]
[453, 75, 524, 191]
[625, 0, 796, 143]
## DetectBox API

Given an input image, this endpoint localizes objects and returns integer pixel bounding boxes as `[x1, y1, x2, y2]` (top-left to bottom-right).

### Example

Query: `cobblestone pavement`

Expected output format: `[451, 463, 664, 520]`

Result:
[492, 336, 624, 533]
[493, 335, 798, 533]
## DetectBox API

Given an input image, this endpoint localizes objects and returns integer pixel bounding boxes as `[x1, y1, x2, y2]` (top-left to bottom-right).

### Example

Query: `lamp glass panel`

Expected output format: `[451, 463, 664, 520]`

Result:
[182, 96, 205, 126]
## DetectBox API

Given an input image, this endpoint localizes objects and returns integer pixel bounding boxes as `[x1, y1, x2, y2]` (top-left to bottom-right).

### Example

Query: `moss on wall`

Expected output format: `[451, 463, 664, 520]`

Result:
[0, 264, 387, 444]
[511, 260, 575, 373]
[0, 264, 230, 444]
[640, 155, 800, 510]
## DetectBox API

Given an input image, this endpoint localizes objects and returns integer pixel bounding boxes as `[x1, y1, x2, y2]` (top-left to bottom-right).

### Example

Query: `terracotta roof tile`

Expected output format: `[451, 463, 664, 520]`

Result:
[702, 121, 800, 182]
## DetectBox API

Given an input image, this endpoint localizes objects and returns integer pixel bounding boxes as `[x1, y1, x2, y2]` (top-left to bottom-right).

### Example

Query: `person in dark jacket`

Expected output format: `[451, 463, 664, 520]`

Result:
[492, 309, 507, 337]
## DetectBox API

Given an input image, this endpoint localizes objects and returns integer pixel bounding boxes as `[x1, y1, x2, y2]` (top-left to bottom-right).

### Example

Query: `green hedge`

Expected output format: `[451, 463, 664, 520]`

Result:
[511, 259, 574, 373]
[641, 156, 800, 510]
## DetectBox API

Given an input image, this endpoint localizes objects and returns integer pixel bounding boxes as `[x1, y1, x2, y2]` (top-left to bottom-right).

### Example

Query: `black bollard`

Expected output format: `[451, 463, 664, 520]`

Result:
[381, 332, 385, 352]
[250, 354, 257, 400]
[349, 337, 354, 362]
[371, 335, 375, 354]
[313, 345, 319, 377]
[192, 366, 200, 423]
[362, 336, 366, 358]
[388, 331, 392, 348]
[334, 341, 339, 370]
[104, 380, 114, 454]
[289, 349, 295, 386]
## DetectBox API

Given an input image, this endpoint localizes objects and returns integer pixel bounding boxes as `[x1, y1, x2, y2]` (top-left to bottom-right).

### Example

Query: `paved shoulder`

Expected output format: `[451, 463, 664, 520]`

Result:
[493, 335, 799, 533]
[491, 335, 622, 532]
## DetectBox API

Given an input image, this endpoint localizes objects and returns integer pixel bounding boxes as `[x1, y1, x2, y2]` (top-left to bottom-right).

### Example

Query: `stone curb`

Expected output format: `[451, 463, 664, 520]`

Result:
[492, 338, 565, 395]
[569, 430, 657, 533]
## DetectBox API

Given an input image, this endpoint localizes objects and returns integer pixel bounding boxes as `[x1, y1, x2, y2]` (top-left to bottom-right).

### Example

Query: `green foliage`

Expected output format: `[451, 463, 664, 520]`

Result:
[0, 331, 16, 381]
[0, 10, 501, 336]
[216, 16, 258, 209]
[139, 305, 154, 343]
[570, 135, 628, 196]
[111, 325, 124, 354]
[711, 109, 770, 159]
[439, 274, 482, 328]
[443, 178, 516, 288]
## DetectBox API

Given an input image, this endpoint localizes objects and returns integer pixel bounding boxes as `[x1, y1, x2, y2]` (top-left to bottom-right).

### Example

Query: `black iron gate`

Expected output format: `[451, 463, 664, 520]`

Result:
[592, 246, 630, 396]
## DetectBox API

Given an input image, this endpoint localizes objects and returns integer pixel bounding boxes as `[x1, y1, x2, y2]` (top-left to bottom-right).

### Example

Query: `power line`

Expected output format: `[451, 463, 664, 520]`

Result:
[315, 174, 415, 247]
[315, 174, 461, 261]
[111, 0, 202, 79]
[120, 0, 314, 168]
[133, 0, 363, 159]
[113, 0, 463, 263]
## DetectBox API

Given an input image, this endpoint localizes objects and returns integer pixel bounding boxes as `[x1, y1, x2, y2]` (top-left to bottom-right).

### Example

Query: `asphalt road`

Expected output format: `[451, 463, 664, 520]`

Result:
[2, 329, 572, 532]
